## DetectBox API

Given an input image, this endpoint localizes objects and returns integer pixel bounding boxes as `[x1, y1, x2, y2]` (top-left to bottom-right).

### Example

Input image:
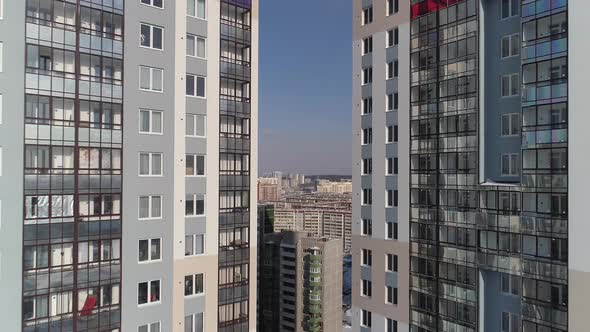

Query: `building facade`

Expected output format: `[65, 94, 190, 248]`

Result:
[352, 0, 411, 331]
[354, 0, 590, 331]
[0, 0, 258, 331]
[258, 231, 343, 332]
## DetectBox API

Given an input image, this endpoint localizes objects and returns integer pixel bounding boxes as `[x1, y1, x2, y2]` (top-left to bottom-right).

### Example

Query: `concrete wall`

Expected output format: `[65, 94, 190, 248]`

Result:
[568, 0, 590, 330]
[481, 0, 521, 182]
[0, 0, 25, 330]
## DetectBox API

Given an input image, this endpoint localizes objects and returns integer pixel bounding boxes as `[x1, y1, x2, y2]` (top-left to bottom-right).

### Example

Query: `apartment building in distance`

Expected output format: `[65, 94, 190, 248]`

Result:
[0, 0, 258, 331]
[354, 0, 590, 331]
[258, 231, 343, 332]
[316, 179, 353, 194]
[273, 193, 353, 253]
[352, 0, 411, 331]
[258, 177, 280, 202]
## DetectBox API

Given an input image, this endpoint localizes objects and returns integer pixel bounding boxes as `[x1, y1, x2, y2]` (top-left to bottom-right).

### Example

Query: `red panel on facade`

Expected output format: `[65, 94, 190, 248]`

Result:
[411, 0, 453, 19]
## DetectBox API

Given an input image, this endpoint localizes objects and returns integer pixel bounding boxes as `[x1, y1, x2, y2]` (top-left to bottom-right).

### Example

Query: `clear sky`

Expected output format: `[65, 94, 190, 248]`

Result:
[258, 0, 352, 175]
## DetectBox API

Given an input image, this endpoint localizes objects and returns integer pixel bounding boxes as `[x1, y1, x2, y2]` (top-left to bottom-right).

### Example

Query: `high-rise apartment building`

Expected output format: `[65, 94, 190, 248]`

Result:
[352, 0, 411, 331]
[0, 0, 258, 331]
[354, 0, 590, 331]
[258, 231, 343, 332]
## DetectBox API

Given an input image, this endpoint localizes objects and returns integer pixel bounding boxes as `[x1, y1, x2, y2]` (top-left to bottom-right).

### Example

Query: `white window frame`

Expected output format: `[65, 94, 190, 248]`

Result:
[386, 254, 398, 272]
[501, 153, 520, 176]
[362, 37, 372, 55]
[387, 28, 399, 48]
[140, 0, 163, 9]
[186, 113, 206, 137]
[186, 74, 206, 98]
[138, 238, 162, 263]
[500, 273, 520, 296]
[184, 273, 205, 297]
[186, 34, 207, 59]
[185, 234, 205, 257]
[501, 73, 520, 97]
[361, 279, 372, 297]
[187, 0, 207, 20]
[386, 286, 397, 305]
[185, 312, 205, 332]
[362, 128, 372, 145]
[186, 154, 206, 177]
[361, 218, 372, 236]
[362, 7, 373, 26]
[362, 188, 372, 206]
[361, 158, 372, 175]
[0, 93, 3, 124]
[0, 42, 3, 72]
[361, 248, 372, 266]
[0, 0, 3, 20]
[361, 309, 372, 327]
[185, 194, 205, 217]
[140, 23, 164, 50]
[361, 98, 372, 115]
[138, 322, 162, 332]
[500, 0, 519, 20]
[139, 152, 163, 176]
[138, 195, 163, 220]
[139, 109, 163, 135]
[387, 0, 399, 16]
[501, 34, 520, 59]
[138, 279, 161, 306]
[139, 66, 164, 92]
[362, 67, 372, 85]
[501, 113, 520, 136]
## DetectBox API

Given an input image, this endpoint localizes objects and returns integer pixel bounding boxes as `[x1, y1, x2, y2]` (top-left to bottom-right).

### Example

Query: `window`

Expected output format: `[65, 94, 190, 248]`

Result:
[361, 309, 372, 327]
[0, 42, 3, 72]
[386, 254, 398, 272]
[0, 94, 3, 124]
[387, 158, 398, 175]
[386, 222, 398, 240]
[387, 93, 398, 111]
[362, 98, 372, 115]
[501, 0, 519, 19]
[186, 114, 206, 137]
[387, 28, 399, 47]
[501, 113, 520, 136]
[501, 312, 520, 332]
[500, 273, 520, 295]
[362, 37, 373, 55]
[361, 279, 372, 297]
[185, 234, 205, 256]
[501, 154, 519, 176]
[501, 73, 519, 97]
[362, 7, 373, 25]
[387, 125, 398, 143]
[362, 249, 372, 266]
[362, 219, 372, 236]
[140, 23, 163, 50]
[187, 35, 206, 58]
[138, 280, 160, 305]
[140, 66, 163, 92]
[362, 158, 372, 175]
[185, 194, 205, 217]
[362, 67, 373, 85]
[139, 152, 163, 176]
[187, 0, 206, 20]
[138, 322, 161, 332]
[139, 110, 163, 134]
[185, 313, 204, 332]
[186, 154, 205, 176]
[139, 238, 161, 262]
[387, 190, 398, 207]
[184, 273, 204, 296]
[387, 61, 399, 79]
[362, 189, 372, 205]
[139, 195, 162, 220]
[141, 0, 163, 8]
[501, 34, 520, 58]
[362, 128, 372, 145]
[386, 286, 398, 305]
[387, 319, 398, 332]
[387, 0, 399, 15]
[186, 74, 206, 97]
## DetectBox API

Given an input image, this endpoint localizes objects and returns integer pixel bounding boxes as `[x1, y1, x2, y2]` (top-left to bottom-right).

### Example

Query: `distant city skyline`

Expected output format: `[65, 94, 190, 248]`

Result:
[259, 0, 352, 175]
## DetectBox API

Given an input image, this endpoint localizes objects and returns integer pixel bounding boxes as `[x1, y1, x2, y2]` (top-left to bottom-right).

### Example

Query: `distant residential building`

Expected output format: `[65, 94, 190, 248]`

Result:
[258, 231, 342, 332]
[316, 180, 353, 194]
[273, 193, 352, 252]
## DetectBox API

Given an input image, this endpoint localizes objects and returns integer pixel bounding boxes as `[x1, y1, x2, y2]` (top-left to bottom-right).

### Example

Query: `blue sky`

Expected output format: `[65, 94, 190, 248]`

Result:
[258, 0, 352, 175]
